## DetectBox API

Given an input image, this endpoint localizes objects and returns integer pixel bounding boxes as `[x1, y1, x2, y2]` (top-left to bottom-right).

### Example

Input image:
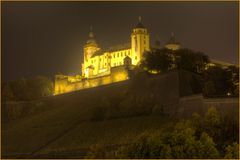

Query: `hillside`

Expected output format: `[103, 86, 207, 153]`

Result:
[2, 70, 238, 158]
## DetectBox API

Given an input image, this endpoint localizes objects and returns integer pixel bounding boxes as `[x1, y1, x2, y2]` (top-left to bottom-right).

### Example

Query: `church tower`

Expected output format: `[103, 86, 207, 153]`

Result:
[131, 16, 150, 65]
[83, 26, 100, 61]
[82, 26, 100, 77]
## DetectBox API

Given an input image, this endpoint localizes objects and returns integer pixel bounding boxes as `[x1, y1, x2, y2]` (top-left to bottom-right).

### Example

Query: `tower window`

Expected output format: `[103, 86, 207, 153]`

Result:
[118, 52, 119, 57]
[121, 52, 123, 57]
[135, 56, 137, 60]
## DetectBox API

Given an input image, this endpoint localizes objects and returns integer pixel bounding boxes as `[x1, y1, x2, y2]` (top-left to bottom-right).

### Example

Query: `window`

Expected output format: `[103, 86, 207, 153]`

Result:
[105, 63, 107, 66]
[118, 52, 119, 57]
[121, 52, 123, 57]
[135, 56, 137, 60]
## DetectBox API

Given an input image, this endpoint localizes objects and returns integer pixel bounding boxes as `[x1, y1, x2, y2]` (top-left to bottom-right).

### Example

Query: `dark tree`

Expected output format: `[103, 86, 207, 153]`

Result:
[175, 48, 209, 73]
[203, 66, 232, 97]
[140, 48, 173, 73]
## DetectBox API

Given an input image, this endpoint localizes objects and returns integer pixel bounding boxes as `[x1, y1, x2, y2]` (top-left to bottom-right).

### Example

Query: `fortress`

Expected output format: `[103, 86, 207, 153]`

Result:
[54, 17, 181, 95]
[54, 17, 231, 95]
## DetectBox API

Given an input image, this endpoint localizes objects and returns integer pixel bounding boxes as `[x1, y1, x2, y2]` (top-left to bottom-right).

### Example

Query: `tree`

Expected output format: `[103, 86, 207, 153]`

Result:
[141, 48, 173, 73]
[28, 76, 53, 99]
[203, 66, 232, 97]
[226, 65, 239, 96]
[197, 132, 219, 158]
[175, 48, 209, 73]
[203, 107, 221, 141]
[224, 142, 239, 159]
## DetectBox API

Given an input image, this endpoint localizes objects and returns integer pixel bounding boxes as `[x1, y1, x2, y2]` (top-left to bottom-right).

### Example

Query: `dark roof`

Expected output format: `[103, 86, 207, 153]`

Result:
[91, 49, 106, 57]
[135, 22, 145, 28]
[107, 43, 131, 52]
[135, 16, 145, 29]
[91, 42, 131, 58]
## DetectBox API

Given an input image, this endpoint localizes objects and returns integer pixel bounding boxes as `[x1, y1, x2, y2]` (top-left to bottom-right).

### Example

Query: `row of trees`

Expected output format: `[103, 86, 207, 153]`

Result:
[140, 48, 209, 74]
[85, 108, 239, 159]
[2, 76, 53, 101]
[140, 48, 239, 97]
[118, 108, 239, 159]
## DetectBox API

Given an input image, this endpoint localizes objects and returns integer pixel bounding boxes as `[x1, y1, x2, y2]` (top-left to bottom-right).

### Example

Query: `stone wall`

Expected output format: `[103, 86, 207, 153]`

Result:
[178, 94, 239, 119]
[54, 66, 130, 95]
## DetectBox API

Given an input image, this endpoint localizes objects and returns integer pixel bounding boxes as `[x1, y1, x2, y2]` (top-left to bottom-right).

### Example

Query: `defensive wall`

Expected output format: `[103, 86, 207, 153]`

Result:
[54, 65, 131, 95]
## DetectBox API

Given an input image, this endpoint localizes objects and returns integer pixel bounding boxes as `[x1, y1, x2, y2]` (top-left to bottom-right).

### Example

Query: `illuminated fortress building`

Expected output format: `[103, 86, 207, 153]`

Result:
[54, 16, 233, 95]
[82, 17, 150, 78]
[54, 17, 182, 95]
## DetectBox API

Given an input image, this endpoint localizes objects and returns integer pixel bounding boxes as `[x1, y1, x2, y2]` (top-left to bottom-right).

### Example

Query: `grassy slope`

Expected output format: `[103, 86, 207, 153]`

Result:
[2, 72, 180, 158]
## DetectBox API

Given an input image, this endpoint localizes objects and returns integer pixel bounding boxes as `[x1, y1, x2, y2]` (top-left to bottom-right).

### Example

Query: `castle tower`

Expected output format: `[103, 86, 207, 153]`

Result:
[83, 26, 100, 61]
[82, 26, 100, 77]
[165, 32, 181, 50]
[131, 16, 150, 65]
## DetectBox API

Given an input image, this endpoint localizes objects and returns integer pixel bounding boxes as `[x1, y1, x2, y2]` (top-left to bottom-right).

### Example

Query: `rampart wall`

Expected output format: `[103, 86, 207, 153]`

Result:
[54, 66, 130, 95]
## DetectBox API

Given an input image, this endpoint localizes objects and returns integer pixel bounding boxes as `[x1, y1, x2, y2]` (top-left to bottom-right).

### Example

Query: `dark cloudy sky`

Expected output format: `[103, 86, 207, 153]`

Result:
[2, 1, 239, 81]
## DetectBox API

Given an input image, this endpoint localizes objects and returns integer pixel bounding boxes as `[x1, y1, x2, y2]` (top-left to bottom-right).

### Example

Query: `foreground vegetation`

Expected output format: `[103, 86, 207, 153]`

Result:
[86, 107, 239, 159]
[2, 76, 53, 101]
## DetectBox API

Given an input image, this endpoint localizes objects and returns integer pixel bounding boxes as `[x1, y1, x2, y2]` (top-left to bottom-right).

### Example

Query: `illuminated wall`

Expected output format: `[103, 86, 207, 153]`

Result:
[54, 65, 131, 95]
[165, 44, 181, 50]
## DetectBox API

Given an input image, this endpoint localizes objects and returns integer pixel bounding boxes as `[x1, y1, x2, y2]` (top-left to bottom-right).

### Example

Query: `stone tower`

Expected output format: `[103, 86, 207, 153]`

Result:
[82, 26, 100, 77]
[131, 16, 150, 65]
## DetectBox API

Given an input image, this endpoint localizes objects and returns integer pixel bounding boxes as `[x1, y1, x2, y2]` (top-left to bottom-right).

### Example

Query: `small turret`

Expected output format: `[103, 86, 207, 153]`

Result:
[165, 32, 181, 50]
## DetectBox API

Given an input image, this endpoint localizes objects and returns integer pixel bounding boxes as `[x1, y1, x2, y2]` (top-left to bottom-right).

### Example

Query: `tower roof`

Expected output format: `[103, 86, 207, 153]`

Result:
[135, 16, 145, 28]
[86, 26, 97, 45]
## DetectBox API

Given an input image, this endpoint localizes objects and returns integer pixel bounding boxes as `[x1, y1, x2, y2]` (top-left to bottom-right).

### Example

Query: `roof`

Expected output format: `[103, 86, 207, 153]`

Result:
[135, 16, 145, 29]
[166, 32, 180, 45]
[91, 42, 131, 57]
[135, 22, 145, 28]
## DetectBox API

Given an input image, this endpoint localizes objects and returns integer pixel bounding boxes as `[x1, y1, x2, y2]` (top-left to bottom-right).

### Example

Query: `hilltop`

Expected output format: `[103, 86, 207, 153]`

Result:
[2, 70, 238, 158]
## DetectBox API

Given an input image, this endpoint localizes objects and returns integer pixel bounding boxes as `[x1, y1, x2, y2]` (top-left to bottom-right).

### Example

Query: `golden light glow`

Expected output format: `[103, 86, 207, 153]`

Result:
[54, 20, 150, 95]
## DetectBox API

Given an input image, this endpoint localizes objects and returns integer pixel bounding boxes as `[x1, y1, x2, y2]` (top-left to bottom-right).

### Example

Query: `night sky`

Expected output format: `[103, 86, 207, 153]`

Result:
[2, 1, 239, 81]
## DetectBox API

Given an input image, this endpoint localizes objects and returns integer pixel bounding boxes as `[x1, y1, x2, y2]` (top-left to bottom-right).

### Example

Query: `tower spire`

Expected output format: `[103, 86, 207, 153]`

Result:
[89, 25, 94, 38]
[135, 16, 145, 28]
[138, 16, 142, 23]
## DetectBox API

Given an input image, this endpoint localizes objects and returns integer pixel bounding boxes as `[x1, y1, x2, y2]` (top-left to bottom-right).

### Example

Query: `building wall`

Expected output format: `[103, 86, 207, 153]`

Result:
[54, 65, 130, 95]
[178, 94, 239, 119]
